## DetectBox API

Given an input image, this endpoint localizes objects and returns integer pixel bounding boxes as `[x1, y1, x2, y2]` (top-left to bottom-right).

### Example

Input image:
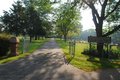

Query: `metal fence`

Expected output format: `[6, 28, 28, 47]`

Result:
[109, 45, 120, 59]
[89, 43, 108, 60]
[22, 38, 30, 53]
[89, 42, 120, 59]
[69, 41, 76, 56]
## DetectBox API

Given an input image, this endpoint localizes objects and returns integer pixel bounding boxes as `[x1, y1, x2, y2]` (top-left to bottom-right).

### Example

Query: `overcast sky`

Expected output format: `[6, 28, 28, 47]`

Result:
[0, 0, 95, 31]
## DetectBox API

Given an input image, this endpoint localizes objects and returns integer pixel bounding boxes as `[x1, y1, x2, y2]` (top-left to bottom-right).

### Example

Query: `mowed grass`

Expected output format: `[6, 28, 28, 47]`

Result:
[55, 39, 120, 72]
[0, 38, 50, 65]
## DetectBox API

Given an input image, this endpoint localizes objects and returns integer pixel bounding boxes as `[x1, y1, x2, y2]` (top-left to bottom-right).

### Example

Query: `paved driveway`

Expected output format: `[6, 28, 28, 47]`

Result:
[0, 38, 85, 80]
[0, 38, 120, 80]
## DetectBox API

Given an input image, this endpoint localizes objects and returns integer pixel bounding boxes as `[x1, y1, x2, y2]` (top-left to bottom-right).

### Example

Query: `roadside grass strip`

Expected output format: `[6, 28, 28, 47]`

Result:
[55, 39, 120, 72]
[0, 38, 50, 65]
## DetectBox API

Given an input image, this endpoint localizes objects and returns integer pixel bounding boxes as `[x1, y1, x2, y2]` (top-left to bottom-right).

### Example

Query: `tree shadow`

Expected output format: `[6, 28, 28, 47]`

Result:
[86, 55, 120, 80]
[1, 38, 119, 80]
[0, 39, 78, 80]
[0, 51, 77, 80]
[30, 42, 42, 43]
[0, 56, 8, 60]
[87, 56, 95, 61]
[63, 53, 74, 64]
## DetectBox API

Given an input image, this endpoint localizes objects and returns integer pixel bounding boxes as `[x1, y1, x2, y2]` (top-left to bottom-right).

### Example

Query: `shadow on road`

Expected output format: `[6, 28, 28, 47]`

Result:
[0, 51, 76, 80]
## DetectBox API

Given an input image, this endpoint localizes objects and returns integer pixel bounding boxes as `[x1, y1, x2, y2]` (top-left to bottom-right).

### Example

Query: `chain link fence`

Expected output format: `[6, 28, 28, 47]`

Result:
[22, 38, 30, 53]
[69, 41, 76, 56]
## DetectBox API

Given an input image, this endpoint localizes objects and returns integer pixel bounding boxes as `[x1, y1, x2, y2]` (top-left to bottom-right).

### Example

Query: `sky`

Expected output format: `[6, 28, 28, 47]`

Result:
[0, 0, 18, 15]
[0, 0, 95, 31]
[80, 9, 95, 31]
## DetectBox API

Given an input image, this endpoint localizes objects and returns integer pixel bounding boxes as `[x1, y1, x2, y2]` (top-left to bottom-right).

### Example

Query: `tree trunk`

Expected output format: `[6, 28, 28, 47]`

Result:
[38, 36, 40, 40]
[35, 35, 37, 40]
[30, 35, 32, 42]
[97, 43, 104, 55]
[96, 23, 103, 55]
[64, 34, 67, 42]
[70, 36, 72, 41]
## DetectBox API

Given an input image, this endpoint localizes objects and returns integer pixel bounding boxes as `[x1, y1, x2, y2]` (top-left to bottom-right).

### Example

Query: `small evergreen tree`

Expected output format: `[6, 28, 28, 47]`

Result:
[2, 1, 27, 36]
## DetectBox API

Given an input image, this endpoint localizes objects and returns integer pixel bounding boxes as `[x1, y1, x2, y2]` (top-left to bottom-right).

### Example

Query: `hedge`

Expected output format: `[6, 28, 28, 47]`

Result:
[0, 34, 11, 57]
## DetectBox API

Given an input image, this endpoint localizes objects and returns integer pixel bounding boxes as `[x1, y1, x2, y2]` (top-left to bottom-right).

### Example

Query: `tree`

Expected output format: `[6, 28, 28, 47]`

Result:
[2, 1, 27, 36]
[55, 27, 63, 38]
[41, 20, 52, 38]
[0, 17, 4, 33]
[23, 0, 54, 39]
[67, 21, 82, 39]
[56, 3, 82, 41]
[72, 0, 120, 53]
[0, 24, 3, 33]
[34, 18, 47, 39]
[110, 31, 120, 44]
[25, 6, 39, 41]
[80, 29, 96, 41]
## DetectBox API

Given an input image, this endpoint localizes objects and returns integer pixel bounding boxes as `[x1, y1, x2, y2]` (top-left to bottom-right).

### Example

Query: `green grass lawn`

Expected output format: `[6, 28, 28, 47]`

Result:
[0, 38, 50, 65]
[55, 39, 120, 72]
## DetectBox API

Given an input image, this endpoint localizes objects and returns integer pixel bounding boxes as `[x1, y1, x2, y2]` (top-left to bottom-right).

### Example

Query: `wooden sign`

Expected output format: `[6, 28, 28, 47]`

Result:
[88, 36, 111, 43]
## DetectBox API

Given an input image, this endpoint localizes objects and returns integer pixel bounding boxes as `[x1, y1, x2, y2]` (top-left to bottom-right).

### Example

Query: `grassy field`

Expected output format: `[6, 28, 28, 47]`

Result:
[0, 38, 50, 65]
[55, 39, 120, 72]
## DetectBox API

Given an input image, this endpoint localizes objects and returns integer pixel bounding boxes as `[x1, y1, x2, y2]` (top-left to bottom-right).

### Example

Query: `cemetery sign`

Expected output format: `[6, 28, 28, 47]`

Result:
[88, 36, 111, 43]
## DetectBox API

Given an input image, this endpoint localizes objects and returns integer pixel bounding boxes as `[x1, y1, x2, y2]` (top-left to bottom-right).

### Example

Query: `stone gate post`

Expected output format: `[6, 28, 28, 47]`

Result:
[8, 37, 19, 57]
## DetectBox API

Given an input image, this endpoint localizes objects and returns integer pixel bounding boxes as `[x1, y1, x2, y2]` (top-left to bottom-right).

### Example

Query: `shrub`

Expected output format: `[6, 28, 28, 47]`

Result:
[82, 44, 99, 57]
[82, 44, 120, 59]
[0, 34, 11, 57]
[109, 49, 120, 59]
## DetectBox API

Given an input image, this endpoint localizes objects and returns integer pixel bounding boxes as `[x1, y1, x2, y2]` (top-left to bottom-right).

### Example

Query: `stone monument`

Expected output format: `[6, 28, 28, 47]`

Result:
[8, 37, 19, 57]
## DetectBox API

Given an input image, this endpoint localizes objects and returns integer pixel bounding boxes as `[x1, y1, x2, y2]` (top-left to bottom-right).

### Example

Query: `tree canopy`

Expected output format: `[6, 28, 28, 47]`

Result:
[56, 3, 82, 41]
[70, 0, 120, 52]
[70, 0, 120, 36]
[2, 1, 27, 36]
[1, 0, 55, 41]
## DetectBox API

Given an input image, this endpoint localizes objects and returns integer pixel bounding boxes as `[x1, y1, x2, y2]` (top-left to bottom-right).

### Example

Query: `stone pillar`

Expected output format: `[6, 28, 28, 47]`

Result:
[8, 37, 19, 57]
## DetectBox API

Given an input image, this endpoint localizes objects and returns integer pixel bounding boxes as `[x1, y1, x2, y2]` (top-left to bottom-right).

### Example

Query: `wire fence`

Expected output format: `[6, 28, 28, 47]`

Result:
[109, 44, 120, 59]
[22, 38, 30, 53]
[69, 41, 76, 56]
[88, 42, 120, 59]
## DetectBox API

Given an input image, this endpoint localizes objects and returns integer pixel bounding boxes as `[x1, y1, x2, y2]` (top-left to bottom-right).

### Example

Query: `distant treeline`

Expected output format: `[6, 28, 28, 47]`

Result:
[79, 29, 120, 44]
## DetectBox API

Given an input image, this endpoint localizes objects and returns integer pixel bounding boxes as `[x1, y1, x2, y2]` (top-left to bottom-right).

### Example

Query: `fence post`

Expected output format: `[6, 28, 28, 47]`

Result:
[22, 38, 24, 54]
[108, 45, 112, 59]
[71, 42, 73, 55]
[102, 44, 104, 60]
[69, 41, 76, 56]
[106, 43, 108, 53]
[27, 40, 30, 51]
[74, 40, 75, 56]
[69, 41, 70, 54]
[89, 42, 91, 52]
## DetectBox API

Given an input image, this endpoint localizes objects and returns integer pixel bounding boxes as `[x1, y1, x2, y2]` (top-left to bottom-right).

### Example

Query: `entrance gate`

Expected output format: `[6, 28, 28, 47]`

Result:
[69, 41, 76, 56]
